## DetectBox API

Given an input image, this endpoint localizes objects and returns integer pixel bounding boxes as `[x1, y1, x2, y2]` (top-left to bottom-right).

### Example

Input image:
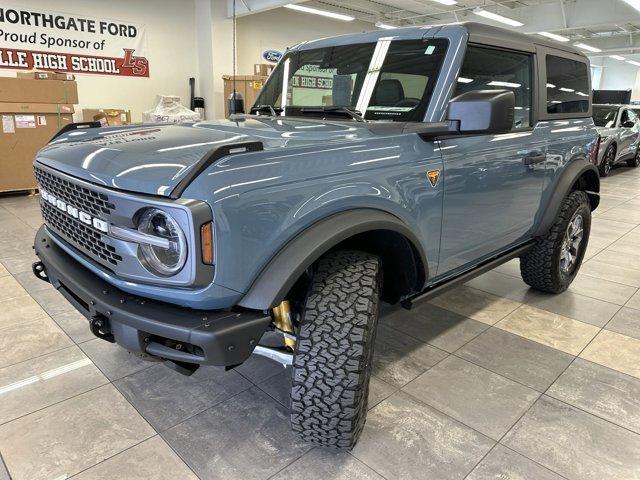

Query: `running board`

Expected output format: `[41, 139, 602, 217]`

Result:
[401, 241, 535, 310]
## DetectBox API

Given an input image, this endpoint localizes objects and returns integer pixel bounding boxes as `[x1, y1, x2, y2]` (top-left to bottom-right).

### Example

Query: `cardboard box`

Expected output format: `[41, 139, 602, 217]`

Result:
[0, 77, 78, 104]
[254, 64, 274, 76]
[82, 108, 132, 126]
[223, 75, 267, 117]
[17, 71, 76, 81]
[0, 103, 74, 192]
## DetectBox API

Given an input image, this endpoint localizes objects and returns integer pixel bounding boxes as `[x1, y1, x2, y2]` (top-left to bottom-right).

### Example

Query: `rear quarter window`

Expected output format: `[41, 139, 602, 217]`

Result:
[546, 55, 590, 114]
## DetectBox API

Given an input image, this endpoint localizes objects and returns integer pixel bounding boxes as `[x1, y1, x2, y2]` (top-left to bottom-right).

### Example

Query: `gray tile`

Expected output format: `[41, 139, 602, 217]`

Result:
[383, 303, 488, 352]
[115, 363, 251, 431]
[403, 356, 539, 440]
[368, 375, 397, 409]
[0, 346, 106, 425]
[29, 288, 74, 316]
[0, 253, 38, 275]
[13, 271, 53, 295]
[503, 395, 640, 480]
[525, 290, 621, 327]
[0, 315, 72, 369]
[373, 324, 447, 387]
[80, 338, 154, 381]
[568, 274, 637, 306]
[0, 276, 27, 301]
[162, 387, 310, 480]
[428, 285, 521, 325]
[581, 259, 640, 287]
[72, 436, 198, 480]
[0, 295, 47, 326]
[492, 259, 521, 278]
[626, 290, 640, 310]
[278, 448, 384, 480]
[0, 384, 154, 480]
[606, 306, 640, 340]
[0, 262, 7, 278]
[0, 454, 9, 480]
[51, 310, 94, 344]
[548, 358, 640, 434]
[456, 328, 574, 391]
[352, 391, 494, 480]
[465, 270, 532, 302]
[235, 353, 287, 384]
[257, 366, 291, 409]
[0, 239, 35, 260]
[467, 444, 564, 480]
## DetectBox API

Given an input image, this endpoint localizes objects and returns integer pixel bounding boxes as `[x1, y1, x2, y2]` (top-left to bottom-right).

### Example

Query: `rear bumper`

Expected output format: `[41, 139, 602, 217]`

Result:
[33, 225, 271, 367]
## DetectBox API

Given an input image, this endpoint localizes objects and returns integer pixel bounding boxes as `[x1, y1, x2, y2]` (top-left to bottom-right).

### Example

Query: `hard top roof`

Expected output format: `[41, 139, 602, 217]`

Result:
[290, 22, 585, 58]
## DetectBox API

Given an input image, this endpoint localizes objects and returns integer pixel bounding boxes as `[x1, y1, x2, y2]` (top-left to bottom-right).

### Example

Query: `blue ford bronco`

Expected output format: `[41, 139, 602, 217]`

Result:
[32, 23, 600, 449]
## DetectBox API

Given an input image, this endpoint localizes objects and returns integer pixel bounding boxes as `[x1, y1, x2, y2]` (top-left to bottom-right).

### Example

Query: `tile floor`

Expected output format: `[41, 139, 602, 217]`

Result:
[1, 165, 640, 479]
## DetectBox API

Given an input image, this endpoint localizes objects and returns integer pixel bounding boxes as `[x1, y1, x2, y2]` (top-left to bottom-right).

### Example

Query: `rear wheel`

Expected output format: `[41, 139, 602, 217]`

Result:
[520, 191, 591, 293]
[290, 250, 380, 450]
[626, 147, 640, 167]
[599, 145, 616, 177]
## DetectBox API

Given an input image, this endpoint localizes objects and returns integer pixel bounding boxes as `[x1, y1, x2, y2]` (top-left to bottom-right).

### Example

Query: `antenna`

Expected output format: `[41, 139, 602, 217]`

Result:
[228, 0, 245, 115]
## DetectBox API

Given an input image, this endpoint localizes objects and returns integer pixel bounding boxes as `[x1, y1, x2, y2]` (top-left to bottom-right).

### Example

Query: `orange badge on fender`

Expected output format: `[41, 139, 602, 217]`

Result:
[427, 169, 441, 187]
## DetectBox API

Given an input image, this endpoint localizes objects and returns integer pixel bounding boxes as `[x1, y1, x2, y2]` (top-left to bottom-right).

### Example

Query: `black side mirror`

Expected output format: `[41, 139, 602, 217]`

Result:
[622, 120, 635, 128]
[447, 90, 515, 135]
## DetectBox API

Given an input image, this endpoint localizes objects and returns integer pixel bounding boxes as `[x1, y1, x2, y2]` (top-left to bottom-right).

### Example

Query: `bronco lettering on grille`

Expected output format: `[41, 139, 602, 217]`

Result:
[40, 189, 109, 233]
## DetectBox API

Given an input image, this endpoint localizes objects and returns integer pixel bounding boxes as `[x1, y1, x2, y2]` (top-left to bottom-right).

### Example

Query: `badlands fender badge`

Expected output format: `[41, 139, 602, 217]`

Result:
[427, 169, 441, 187]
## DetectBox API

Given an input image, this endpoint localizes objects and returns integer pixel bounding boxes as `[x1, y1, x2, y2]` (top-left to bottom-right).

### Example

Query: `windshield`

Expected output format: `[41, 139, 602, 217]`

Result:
[254, 38, 448, 122]
[593, 106, 618, 128]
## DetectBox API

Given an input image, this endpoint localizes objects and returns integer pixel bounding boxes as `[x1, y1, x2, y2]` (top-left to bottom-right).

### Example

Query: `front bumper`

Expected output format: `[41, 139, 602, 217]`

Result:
[33, 225, 271, 367]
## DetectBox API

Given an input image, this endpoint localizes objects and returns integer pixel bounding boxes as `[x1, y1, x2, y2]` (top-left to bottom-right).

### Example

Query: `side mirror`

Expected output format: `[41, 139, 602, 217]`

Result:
[447, 90, 515, 135]
[622, 120, 635, 128]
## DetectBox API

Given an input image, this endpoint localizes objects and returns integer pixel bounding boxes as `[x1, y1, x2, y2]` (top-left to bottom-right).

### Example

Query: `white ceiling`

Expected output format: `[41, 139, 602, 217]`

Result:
[232, 0, 640, 58]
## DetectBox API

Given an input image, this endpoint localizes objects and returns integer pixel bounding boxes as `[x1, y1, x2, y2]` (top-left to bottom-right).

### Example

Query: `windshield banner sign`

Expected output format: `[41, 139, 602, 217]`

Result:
[0, 5, 149, 77]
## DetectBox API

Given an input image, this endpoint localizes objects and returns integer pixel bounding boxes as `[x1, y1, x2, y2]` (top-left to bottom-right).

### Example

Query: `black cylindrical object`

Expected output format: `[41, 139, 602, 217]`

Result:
[228, 91, 244, 116]
[193, 96, 205, 120]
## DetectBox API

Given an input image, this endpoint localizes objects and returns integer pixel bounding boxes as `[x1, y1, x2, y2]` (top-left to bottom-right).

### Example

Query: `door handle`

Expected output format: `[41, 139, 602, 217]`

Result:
[523, 152, 546, 165]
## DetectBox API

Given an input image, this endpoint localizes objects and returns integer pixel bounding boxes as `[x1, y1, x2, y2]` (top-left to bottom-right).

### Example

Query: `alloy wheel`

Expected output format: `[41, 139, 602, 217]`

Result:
[560, 213, 584, 274]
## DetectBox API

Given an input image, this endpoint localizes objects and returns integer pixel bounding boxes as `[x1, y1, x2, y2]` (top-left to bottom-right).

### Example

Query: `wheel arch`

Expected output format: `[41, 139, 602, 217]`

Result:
[237, 209, 428, 310]
[534, 160, 600, 237]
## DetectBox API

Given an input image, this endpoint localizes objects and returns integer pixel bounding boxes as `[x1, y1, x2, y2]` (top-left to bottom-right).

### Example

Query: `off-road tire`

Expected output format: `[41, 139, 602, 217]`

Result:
[291, 250, 380, 450]
[626, 147, 640, 168]
[599, 144, 615, 177]
[520, 190, 591, 294]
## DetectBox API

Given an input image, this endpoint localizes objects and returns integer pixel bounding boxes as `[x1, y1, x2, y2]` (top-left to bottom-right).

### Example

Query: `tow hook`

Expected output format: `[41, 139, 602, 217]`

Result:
[89, 314, 115, 343]
[32, 261, 50, 283]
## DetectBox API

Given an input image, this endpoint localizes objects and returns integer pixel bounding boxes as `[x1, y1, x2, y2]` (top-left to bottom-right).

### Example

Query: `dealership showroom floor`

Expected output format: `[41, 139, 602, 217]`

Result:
[0, 167, 639, 479]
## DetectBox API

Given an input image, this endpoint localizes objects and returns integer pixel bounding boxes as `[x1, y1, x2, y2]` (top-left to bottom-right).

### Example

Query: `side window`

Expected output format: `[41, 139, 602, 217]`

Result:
[455, 46, 532, 129]
[621, 110, 630, 125]
[546, 55, 589, 114]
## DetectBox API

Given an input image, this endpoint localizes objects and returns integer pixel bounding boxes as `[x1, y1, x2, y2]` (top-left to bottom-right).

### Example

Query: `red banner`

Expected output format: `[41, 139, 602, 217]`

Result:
[0, 47, 149, 77]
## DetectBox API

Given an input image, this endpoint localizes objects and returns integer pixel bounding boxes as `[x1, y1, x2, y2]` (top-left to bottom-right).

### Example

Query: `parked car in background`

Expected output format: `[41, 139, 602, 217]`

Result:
[593, 104, 640, 176]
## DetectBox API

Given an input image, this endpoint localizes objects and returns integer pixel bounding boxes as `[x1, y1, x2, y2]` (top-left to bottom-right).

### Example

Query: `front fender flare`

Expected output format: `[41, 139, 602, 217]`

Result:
[534, 160, 599, 237]
[238, 209, 428, 310]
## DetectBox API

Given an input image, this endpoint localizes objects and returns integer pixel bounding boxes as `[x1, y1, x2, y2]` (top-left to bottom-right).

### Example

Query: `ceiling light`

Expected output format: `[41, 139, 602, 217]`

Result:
[429, 0, 458, 5]
[559, 87, 575, 92]
[621, 0, 640, 13]
[283, 4, 354, 21]
[473, 9, 523, 27]
[610, 55, 626, 60]
[574, 43, 601, 53]
[547, 83, 556, 88]
[375, 22, 397, 29]
[488, 80, 521, 88]
[457, 77, 473, 83]
[538, 32, 570, 42]
[627, 60, 640, 66]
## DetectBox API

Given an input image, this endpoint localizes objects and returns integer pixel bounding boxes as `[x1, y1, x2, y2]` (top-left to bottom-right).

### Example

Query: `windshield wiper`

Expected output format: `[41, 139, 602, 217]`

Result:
[250, 104, 281, 116]
[299, 107, 365, 122]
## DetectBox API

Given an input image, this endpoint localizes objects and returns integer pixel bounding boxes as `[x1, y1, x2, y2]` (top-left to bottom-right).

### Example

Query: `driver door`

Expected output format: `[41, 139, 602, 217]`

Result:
[619, 109, 639, 159]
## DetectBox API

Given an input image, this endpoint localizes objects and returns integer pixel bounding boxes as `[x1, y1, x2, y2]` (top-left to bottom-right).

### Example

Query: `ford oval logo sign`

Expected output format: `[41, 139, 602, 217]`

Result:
[262, 50, 283, 63]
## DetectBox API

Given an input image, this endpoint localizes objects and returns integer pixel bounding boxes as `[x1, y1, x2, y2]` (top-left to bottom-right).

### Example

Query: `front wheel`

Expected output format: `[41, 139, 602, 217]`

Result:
[520, 191, 591, 294]
[599, 145, 616, 177]
[290, 250, 381, 450]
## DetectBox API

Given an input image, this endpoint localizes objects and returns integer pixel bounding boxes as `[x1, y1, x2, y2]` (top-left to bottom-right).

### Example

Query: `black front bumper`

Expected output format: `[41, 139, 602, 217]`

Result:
[33, 225, 271, 367]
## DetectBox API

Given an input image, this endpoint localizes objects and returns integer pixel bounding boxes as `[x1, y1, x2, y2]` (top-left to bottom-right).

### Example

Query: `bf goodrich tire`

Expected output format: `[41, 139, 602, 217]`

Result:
[291, 250, 380, 450]
[520, 190, 591, 294]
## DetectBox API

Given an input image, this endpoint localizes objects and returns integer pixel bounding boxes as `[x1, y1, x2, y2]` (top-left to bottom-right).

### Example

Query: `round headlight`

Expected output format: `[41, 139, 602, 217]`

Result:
[137, 208, 187, 276]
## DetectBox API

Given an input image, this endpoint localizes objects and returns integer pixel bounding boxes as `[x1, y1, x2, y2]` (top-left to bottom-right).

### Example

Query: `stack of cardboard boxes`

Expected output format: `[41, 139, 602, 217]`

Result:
[0, 73, 78, 193]
[221, 64, 274, 117]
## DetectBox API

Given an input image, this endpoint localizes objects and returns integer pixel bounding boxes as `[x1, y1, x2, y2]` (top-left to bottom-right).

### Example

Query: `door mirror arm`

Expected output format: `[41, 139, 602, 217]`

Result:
[402, 120, 461, 138]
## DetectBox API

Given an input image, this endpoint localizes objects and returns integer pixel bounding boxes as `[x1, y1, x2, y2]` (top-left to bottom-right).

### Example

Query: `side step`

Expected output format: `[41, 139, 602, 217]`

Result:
[401, 241, 535, 310]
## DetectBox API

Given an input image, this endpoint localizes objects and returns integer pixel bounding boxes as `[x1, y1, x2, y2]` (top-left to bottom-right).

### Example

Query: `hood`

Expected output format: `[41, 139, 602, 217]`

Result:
[35, 116, 376, 196]
[595, 127, 617, 138]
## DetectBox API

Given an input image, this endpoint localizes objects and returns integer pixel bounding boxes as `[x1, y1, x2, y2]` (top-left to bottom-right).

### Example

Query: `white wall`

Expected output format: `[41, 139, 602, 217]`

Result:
[595, 57, 640, 100]
[236, 7, 372, 75]
[1, 0, 198, 122]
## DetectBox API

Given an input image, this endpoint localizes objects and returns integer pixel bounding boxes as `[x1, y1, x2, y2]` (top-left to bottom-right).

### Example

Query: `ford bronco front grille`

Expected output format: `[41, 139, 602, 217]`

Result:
[40, 201, 123, 267]
[34, 166, 116, 217]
